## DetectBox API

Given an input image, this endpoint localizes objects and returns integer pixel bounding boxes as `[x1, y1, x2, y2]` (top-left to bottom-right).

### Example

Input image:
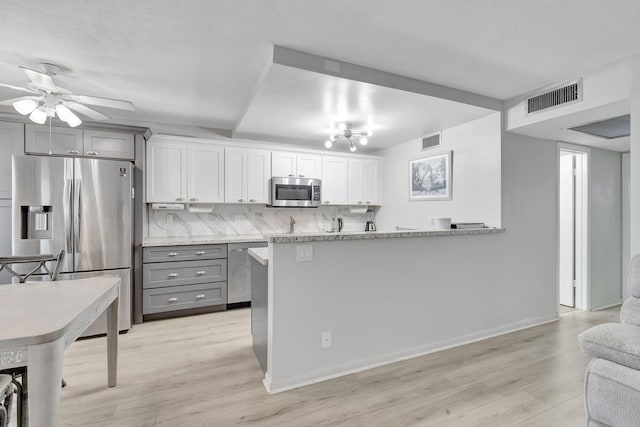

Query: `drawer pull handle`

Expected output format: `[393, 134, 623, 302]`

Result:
[196, 271, 206, 275]
[168, 297, 179, 303]
[68, 150, 80, 154]
[190, 198, 198, 202]
[167, 252, 178, 257]
[176, 198, 185, 202]
[249, 199, 256, 202]
[168, 273, 179, 278]
[195, 294, 206, 299]
[195, 251, 206, 255]
[86, 151, 98, 156]
[237, 199, 245, 202]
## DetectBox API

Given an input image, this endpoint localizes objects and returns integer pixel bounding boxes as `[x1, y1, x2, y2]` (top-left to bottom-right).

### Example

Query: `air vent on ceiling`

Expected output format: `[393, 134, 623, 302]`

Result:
[526, 80, 582, 114]
[422, 132, 441, 150]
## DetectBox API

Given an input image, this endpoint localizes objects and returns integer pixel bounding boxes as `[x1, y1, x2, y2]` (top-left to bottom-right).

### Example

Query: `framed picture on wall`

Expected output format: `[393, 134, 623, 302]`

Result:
[409, 151, 452, 201]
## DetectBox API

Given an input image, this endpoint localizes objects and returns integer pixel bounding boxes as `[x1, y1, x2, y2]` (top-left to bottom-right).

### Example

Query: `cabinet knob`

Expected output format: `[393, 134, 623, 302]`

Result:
[249, 199, 256, 202]
[86, 151, 98, 156]
[176, 198, 185, 202]
[167, 252, 178, 257]
[196, 270, 206, 275]
[358, 201, 363, 204]
[168, 273, 179, 278]
[168, 297, 179, 303]
[195, 251, 206, 255]
[190, 198, 198, 202]
[323, 201, 330, 204]
[195, 294, 206, 299]
[288, 174, 295, 177]
[298, 174, 305, 177]
[68, 150, 80, 155]
[366, 201, 371, 204]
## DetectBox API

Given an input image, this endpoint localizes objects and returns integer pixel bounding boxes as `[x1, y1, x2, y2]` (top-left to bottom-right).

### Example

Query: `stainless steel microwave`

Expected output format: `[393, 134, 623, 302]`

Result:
[270, 177, 321, 207]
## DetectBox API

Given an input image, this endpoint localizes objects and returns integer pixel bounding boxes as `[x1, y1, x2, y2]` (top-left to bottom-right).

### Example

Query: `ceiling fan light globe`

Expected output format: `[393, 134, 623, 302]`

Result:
[55, 104, 73, 122]
[360, 137, 368, 145]
[65, 115, 82, 127]
[324, 140, 332, 148]
[338, 122, 347, 131]
[13, 99, 37, 115]
[29, 108, 47, 124]
[350, 145, 356, 152]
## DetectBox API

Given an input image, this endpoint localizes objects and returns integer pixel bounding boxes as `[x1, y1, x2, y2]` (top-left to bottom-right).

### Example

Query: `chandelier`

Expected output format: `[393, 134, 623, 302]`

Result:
[324, 123, 371, 152]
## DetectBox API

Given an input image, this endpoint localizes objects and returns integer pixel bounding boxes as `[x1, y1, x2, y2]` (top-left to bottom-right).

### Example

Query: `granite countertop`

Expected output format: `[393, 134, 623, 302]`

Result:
[142, 234, 266, 247]
[268, 228, 505, 243]
[248, 247, 269, 266]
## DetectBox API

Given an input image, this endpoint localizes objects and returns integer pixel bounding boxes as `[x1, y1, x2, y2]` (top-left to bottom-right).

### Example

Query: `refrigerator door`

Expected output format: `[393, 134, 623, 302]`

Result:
[74, 158, 133, 271]
[12, 156, 74, 273]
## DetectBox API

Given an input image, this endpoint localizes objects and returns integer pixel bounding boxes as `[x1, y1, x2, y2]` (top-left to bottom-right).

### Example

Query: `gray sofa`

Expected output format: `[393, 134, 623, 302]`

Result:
[578, 254, 640, 427]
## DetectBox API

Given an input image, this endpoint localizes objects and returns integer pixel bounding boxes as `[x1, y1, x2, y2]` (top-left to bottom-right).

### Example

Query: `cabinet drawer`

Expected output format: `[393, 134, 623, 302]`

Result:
[143, 282, 227, 314]
[143, 244, 227, 262]
[143, 259, 227, 289]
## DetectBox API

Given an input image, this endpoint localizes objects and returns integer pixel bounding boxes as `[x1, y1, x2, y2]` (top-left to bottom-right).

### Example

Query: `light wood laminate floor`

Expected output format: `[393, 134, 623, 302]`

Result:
[59, 307, 619, 426]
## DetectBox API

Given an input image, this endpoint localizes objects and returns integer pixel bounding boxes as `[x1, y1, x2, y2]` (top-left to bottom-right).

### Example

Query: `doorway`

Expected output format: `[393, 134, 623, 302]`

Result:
[558, 146, 589, 310]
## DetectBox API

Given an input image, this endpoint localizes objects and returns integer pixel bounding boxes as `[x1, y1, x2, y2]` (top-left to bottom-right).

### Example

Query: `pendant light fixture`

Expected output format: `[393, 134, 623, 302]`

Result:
[324, 123, 372, 152]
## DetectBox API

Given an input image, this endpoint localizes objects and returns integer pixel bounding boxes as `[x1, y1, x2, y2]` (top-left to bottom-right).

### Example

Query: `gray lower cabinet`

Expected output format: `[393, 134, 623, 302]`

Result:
[142, 244, 227, 316]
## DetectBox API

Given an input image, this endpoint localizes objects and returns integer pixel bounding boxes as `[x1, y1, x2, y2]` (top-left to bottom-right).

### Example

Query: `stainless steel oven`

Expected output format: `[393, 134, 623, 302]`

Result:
[270, 177, 321, 207]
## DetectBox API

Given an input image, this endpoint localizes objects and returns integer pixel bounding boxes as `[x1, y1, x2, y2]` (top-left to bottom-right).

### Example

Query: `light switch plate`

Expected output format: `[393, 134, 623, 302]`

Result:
[296, 245, 313, 262]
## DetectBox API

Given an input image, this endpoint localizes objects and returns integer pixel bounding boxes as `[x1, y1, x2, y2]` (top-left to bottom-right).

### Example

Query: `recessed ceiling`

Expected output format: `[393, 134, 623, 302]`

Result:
[0, 0, 638, 136]
[233, 63, 495, 152]
[569, 114, 630, 139]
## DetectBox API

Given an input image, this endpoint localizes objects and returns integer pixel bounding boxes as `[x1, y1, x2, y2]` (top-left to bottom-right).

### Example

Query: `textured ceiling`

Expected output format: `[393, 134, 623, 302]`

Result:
[0, 0, 638, 136]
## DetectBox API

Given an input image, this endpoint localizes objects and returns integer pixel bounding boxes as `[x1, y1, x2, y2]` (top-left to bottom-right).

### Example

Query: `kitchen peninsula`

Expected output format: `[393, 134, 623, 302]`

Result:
[246, 227, 564, 394]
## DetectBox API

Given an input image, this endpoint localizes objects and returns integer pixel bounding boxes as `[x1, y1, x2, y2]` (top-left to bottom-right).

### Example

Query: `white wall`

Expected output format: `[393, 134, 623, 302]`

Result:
[589, 147, 623, 309]
[631, 54, 640, 258]
[266, 130, 559, 392]
[375, 112, 501, 230]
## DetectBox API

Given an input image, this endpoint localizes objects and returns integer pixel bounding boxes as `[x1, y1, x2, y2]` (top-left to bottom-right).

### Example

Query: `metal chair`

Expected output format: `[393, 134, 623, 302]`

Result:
[0, 250, 65, 427]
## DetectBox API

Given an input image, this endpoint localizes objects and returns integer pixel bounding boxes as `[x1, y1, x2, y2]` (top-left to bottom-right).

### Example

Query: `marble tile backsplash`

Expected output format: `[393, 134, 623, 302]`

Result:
[147, 205, 375, 238]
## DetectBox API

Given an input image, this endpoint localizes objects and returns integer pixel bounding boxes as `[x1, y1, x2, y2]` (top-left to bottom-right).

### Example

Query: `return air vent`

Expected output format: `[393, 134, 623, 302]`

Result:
[526, 80, 582, 114]
[422, 132, 441, 150]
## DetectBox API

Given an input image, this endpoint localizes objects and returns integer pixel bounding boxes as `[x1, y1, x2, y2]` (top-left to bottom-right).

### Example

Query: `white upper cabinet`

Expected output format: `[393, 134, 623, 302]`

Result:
[0, 121, 24, 198]
[272, 151, 321, 179]
[296, 154, 322, 179]
[146, 141, 224, 203]
[146, 141, 187, 203]
[188, 144, 224, 203]
[347, 158, 381, 206]
[225, 148, 271, 204]
[25, 124, 83, 156]
[83, 129, 134, 160]
[321, 156, 349, 205]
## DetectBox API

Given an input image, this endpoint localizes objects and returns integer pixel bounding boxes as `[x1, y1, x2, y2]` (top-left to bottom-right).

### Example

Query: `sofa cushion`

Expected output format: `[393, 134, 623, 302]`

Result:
[578, 323, 640, 370]
[621, 297, 640, 327]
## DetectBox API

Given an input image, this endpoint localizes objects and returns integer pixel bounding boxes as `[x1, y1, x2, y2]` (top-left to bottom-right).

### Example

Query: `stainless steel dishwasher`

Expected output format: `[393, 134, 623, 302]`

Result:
[227, 242, 267, 305]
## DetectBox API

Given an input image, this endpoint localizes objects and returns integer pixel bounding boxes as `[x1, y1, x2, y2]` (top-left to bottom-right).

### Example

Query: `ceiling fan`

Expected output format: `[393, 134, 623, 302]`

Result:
[0, 63, 135, 127]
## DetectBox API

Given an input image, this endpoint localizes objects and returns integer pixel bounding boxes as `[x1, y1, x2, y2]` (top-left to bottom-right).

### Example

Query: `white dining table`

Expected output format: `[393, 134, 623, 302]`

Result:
[0, 276, 120, 427]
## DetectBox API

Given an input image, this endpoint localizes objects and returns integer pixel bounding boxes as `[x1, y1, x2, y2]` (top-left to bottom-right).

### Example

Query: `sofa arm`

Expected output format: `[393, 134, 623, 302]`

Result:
[621, 298, 640, 327]
[578, 323, 640, 370]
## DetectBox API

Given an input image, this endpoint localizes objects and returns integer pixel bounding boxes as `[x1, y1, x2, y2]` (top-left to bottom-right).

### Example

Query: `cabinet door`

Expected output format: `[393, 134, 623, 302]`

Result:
[25, 124, 83, 156]
[297, 154, 322, 179]
[271, 151, 297, 177]
[188, 144, 224, 203]
[364, 160, 381, 205]
[146, 141, 187, 202]
[247, 149, 271, 203]
[0, 121, 24, 198]
[83, 129, 134, 160]
[347, 159, 365, 205]
[321, 156, 349, 205]
[225, 148, 246, 203]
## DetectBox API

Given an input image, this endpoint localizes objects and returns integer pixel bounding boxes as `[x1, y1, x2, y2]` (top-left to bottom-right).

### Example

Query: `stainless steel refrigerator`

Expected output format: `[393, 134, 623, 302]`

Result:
[12, 155, 132, 336]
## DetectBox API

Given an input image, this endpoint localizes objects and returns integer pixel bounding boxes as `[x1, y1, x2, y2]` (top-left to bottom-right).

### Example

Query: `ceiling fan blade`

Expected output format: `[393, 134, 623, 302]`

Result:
[65, 101, 110, 121]
[0, 96, 39, 106]
[19, 66, 57, 91]
[69, 94, 135, 111]
[0, 83, 38, 94]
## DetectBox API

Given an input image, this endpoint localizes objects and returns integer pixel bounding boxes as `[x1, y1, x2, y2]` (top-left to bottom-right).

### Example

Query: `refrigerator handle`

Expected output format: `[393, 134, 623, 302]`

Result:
[64, 177, 73, 259]
[73, 178, 81, 267]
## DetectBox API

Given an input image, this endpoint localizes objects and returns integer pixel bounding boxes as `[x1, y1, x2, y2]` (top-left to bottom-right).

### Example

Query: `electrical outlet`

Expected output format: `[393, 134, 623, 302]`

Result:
[166, 213, 173, 225]
[296, 245, 313, 262]
[321, 331, 332, 349]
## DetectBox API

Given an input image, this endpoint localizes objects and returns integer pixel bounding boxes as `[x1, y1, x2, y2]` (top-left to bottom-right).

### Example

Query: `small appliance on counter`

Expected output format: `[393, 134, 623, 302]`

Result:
[364, 210, 376, 232]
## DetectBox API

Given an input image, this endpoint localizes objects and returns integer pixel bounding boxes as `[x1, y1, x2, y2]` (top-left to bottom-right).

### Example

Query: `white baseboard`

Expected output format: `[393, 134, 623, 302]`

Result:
[591, 299, 623, 311]
[266, 313, 559, 394]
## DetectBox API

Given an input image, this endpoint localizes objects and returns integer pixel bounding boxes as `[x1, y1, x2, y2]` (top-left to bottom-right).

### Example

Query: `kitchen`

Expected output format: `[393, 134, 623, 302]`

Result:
[0, 2, 638, 426]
